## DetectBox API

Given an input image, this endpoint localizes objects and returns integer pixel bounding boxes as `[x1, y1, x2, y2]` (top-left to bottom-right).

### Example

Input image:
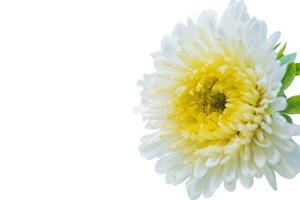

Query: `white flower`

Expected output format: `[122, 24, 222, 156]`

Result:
[137, 1, 300, 199]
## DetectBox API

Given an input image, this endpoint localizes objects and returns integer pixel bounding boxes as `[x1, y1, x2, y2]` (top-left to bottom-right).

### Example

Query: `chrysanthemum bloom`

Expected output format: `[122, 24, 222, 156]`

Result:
[137, 1, 300, 199]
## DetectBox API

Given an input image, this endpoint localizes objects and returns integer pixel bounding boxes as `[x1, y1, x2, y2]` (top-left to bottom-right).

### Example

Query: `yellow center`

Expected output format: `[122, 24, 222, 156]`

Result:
[166, 56, 262, 147]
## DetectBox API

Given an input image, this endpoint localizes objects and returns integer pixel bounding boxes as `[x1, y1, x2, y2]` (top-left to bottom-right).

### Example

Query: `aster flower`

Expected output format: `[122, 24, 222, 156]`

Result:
[137, 0, 300, 199]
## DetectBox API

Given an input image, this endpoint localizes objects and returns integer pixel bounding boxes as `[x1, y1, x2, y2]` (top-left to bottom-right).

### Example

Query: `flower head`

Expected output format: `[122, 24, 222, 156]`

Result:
[137, 1, 300, 199]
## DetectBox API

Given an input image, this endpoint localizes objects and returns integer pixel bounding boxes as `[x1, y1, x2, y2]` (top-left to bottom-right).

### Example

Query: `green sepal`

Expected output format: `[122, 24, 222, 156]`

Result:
[277, 89, 286, 98]
[295, 63, 300, 76]
[276, 42, 287, 59]
[274, 43, 281, 50]
[281, 113, 293, 123]
[281, 63, 296, 90]
[283, 95, 300, 114]
[280, 53, 297, 66]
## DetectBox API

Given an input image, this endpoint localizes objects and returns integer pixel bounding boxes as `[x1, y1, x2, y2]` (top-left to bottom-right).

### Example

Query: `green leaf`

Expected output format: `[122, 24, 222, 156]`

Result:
[295, 63, 300, 75]
[281, 63, 296, 90]
[283, 95, 300, 114]
[278, 89, 286, 98]
[277, 42, 287, 59]
[281, 113, 293, 123]
[280, 53, 297, 66]
[274, 43, 281, 50]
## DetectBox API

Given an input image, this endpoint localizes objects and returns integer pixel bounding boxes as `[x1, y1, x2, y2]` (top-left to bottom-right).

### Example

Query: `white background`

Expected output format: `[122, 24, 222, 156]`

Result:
[0, 0, 300, 199]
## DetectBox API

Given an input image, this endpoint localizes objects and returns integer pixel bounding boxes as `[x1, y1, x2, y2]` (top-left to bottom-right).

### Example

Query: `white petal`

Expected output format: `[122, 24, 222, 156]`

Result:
[253, 137, 271, 148]
[165, 166, 192, 185]
[195, 10, 220, 52]
[186, 178, 202, 200]
[264, 145, 281, 165]
[264, 166, 277, 190]
[271, 136, 294, 152]
[219, 0, 250, 38]
[239, 174, 253, 189]
[205, 157, 221, 168]
[224, 179, 237, 191]
[270, 97, 287, 111]
[266, 31, 281, 49]
[251, 144, 266, 168]
[139, 140, 168, 159]
[270, 118, 297, 139]
[204, 167, 223, 197]
[196, 10, 217, 28]
[275, 157, 299, 178]
[194, 159, 208, 178]
[140, 132, 160, 143]
[240, 158, 255, 176]
[155, 153, 184, 174]
[223, 157, 237, 182]
[161, 36, 179, 57]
